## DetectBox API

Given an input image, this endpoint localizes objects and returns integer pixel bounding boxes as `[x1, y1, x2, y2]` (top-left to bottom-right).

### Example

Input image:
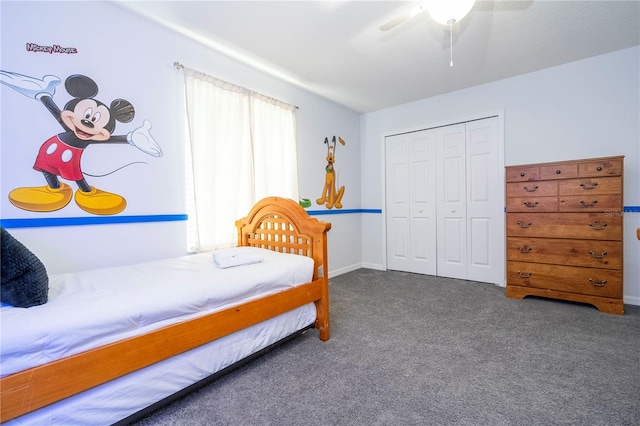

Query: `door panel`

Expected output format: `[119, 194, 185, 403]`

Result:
[436, 124, 467, 279]
[470, 217, 491, 266]
[386, 136, 410, 271]
[385, 131, 436, 274]
[443, 216, 464, 263]
[466, 118, 503, 284]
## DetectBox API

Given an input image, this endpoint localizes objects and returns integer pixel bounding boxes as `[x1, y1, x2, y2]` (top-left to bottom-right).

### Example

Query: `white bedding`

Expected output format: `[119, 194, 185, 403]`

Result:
[0, 247, 314, 378]
[5, 304, 316, 426]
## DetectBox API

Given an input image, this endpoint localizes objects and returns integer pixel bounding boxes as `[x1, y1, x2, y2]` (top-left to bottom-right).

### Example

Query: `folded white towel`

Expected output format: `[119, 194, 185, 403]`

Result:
[213, 247, 263, 269]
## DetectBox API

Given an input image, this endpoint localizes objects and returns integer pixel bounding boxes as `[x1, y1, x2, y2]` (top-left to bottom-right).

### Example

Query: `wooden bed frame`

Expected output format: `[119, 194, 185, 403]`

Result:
[0, 196, 331, 423]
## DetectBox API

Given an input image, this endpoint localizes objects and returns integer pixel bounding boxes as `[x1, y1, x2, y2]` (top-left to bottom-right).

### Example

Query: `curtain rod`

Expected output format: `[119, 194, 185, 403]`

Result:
[173, 62, 299, 110]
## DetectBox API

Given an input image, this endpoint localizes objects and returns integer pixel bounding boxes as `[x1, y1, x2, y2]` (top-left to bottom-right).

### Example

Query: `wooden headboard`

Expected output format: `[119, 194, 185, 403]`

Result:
[236, 196, 332, 281]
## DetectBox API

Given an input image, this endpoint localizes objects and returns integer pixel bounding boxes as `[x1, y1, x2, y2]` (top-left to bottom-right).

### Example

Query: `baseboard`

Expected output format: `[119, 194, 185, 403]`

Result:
[624, 295, 640, 307]
[329, 262, 386, 278]
[328, 263, 364, 278]
[361, 262, 385, 271]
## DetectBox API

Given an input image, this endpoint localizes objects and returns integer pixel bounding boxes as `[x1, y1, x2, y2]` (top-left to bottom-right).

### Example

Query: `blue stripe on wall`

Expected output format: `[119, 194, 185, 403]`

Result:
[310, 207, 638, 215]
[0, 214, 188, 229]
[306, 208, 382, 216]
[2, 207, 636, 228]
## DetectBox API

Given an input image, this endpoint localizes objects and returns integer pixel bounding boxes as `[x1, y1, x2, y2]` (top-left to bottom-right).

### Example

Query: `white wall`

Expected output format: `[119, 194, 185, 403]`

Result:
[0, 1, 361, 276]
[360, 46, 640, 305]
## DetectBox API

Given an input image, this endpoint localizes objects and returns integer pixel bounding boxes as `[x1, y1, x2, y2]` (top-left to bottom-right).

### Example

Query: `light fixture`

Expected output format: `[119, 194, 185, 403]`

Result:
[428, 0, 476, 25]
[428, 0, 476, 67]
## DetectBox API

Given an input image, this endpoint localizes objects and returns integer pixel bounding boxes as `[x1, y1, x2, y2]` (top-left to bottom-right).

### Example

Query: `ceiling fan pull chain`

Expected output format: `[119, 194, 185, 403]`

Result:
[449, 22, 454, 67]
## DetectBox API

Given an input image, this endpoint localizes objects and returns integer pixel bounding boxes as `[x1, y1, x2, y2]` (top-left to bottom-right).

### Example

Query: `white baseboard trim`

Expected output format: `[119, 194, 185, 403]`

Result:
[624, 295, 640, 307]
[361, 262, 386, 271]
[329, 262, 385, 278]
[328, 263, 364, 278]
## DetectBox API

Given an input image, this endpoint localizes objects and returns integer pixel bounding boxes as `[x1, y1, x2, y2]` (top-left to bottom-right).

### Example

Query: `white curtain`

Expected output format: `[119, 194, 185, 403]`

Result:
[182, 67, 299, 252]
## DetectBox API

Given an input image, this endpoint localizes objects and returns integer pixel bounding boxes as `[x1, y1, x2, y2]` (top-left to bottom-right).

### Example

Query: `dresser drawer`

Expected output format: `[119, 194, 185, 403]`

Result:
[506, 213, 622, 240]
[507, 237, 622, 269]
[506, 196, 558, 212]
[506, 181, 557, 197]
[558, 194, 622, 212]
[507, 261, 622, 298]
[558, 177, 622, 196]
[540, 163, 578, 180]
[578, 158, 623, 177]
[506, 166, 539, 182]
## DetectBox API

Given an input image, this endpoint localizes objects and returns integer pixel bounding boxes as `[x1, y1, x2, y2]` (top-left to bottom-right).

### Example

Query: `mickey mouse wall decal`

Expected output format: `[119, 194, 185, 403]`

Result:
[1, 70, 162, 215]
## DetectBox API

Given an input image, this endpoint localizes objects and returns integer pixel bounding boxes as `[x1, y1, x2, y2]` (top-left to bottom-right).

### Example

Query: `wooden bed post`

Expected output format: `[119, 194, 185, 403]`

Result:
[314, 224, 331, 341]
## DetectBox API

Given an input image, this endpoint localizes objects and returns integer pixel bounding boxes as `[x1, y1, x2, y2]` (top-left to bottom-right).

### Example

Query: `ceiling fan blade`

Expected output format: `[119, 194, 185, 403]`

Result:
[379, 2, 428, 32]
[379, 11, 412, 31]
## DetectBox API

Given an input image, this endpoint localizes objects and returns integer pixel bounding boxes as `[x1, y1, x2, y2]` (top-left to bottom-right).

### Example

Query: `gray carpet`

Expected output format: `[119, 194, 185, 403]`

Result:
[131, 269, 640, 426]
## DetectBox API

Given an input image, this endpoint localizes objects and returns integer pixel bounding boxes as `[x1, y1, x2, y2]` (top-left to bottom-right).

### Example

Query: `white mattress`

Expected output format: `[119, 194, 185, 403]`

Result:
[1, 247, 314, 377]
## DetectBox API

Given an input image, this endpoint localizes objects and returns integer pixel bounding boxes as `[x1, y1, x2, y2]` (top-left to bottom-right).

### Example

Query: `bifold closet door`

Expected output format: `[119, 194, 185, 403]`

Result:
[435, 123, 467, 280]
[435, 118, 502, 283]
[385, 130, 437, 275]
[385, 116, 503, 284]
[465, 118, 502, 284]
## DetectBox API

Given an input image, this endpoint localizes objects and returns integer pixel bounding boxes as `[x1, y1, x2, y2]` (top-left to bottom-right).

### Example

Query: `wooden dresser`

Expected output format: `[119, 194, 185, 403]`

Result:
[505, 156, 624, 314]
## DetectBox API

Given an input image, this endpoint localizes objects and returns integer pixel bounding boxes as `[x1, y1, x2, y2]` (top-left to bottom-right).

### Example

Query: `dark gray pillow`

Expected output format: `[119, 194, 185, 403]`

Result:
[1, 227, 48, 308]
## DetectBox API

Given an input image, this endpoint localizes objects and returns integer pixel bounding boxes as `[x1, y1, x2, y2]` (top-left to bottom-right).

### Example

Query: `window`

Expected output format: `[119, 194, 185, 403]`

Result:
[181, 67, 298, 252]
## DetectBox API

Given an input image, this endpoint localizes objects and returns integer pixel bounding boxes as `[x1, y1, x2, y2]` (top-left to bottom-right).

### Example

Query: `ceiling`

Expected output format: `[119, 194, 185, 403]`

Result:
[114, 1, 640, 113]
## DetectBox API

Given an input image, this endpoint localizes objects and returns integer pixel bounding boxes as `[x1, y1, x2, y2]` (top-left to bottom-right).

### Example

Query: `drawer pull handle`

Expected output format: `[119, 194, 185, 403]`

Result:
[517, 221, 532, 228]
[555, 169, 562, 174]
[596, 166, 603, 171]
[589, 278, 607, 287]
[580, 182, 598, 190]
[580, 200, 598, 208]
[588, 222, 607, 230]
[520, 172, 525, 177]
[523, 201, 539, 208]
[517, 246, 532, 253]
[589, 250, 607, 258]
[523, 185, 538, 192]
[517, 271, 531, 278]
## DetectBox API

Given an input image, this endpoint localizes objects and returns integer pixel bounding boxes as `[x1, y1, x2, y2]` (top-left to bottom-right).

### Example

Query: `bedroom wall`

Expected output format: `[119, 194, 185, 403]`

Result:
[360, 46, 640, 305]
[0, 1, 362, 276]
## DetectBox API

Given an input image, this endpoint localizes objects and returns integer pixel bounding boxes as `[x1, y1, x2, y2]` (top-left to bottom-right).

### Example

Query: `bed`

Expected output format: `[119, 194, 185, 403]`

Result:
[0, 196, 331, 425]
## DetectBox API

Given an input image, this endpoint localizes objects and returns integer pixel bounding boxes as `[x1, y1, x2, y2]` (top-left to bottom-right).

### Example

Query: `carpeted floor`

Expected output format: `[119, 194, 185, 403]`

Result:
[131, 269, 640, 426]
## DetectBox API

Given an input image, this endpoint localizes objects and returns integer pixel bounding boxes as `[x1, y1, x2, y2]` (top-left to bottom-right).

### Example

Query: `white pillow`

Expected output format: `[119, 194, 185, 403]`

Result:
[213, 247, 264, 269]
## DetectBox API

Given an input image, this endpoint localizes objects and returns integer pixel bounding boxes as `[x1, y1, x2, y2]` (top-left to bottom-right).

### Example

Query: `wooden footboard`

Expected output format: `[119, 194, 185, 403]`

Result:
[236, 196, 332, 340]
[0, 197, 331, 423]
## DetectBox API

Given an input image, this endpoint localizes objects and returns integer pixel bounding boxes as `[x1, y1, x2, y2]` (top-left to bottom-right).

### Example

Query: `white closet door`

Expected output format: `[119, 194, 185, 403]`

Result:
[385, 131, 437, 274]
[435, 123, 468, 280]
[385, 135, 411, 272]
[466, 117, 503, 284]
[385, 116, 504, 285]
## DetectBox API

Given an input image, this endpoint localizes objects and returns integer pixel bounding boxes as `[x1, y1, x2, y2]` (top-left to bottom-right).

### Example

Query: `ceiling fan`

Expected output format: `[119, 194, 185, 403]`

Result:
[379, 0, 477, 31]
[379, 0, 477, 67]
